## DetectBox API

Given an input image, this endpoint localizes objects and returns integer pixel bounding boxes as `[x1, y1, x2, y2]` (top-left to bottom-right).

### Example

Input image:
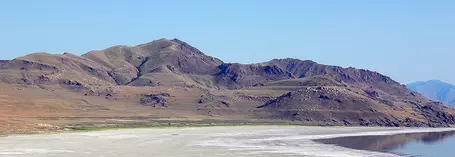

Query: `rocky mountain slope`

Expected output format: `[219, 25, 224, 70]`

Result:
[0, 38, 454, 132]
[407, 80, 455, 106]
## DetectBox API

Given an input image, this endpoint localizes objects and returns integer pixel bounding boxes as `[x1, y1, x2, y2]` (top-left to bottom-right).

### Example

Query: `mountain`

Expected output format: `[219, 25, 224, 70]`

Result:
[0, 38, 454, 133]
[407, 80, 455, 106]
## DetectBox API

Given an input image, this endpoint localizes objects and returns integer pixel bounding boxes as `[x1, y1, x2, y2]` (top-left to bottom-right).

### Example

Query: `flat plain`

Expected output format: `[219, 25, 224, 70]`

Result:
[1, 126, 454, 157]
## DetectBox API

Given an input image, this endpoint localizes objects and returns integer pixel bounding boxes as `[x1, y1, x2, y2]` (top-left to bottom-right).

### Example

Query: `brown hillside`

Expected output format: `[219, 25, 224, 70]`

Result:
[0, 38, 454, 133]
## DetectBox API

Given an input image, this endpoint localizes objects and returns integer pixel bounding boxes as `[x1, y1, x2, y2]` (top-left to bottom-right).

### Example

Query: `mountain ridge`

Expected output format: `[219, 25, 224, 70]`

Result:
[0, 38, 454, 132]
[407, 80, 455, 106]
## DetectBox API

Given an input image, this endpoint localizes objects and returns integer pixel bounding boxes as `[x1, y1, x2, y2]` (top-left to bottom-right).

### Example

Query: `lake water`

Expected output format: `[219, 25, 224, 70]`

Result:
[0, 126, 454, 157]
[316, 130, 455, 157]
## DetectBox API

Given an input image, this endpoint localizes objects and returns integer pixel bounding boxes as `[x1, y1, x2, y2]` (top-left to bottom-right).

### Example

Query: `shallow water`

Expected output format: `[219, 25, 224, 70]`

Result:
[0, 126, 453, 157]
[316, 130, 455, 157]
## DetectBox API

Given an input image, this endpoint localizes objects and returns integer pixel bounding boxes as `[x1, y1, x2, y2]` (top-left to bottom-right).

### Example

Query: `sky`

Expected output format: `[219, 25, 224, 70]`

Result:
[0, 0, 454, 84]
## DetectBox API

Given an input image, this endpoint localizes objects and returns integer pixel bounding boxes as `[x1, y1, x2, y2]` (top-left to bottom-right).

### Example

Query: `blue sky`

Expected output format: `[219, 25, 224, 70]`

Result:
[0, 0, 454, 84]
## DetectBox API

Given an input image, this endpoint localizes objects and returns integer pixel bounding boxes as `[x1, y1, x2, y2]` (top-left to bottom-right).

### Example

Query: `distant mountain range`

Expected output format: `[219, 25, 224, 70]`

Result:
[0, 38, 454, 133]
[407, 80, 455, 106]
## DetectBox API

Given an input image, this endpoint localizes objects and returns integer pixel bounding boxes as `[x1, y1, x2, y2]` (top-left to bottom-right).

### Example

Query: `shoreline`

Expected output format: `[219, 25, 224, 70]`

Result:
[309, 127, 455, 140]
[313, 128, 455, 157]
[1, 123, 342, 137]
[1, 125, 455, 156]
[0, 118, 354, 136]
[3, 121, 455, 137]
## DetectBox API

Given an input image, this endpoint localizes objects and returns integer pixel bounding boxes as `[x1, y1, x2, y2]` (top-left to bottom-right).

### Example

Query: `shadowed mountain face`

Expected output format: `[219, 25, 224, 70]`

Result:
[407, 80, 455, 106]
[0, 38, 454, 131]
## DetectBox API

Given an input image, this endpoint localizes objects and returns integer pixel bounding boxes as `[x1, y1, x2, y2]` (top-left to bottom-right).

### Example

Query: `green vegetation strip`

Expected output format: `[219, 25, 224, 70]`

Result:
[63, 122, 342, 132]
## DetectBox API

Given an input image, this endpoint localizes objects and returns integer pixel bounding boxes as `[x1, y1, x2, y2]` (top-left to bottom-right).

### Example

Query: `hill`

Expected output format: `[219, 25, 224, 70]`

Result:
[0, 38, 454, 133]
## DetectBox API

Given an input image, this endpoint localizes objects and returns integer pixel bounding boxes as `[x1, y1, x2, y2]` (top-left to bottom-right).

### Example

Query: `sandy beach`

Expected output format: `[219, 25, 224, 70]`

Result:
[1, 126, 454, 157]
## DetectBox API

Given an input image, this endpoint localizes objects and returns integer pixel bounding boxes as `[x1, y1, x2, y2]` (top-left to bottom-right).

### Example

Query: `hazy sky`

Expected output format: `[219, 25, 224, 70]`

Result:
[0, 0, 454, 84]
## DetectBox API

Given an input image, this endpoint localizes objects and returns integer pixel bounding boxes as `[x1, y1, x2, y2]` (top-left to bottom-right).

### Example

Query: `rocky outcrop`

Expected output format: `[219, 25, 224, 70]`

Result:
[214, 63, 294, 89]
[140, 93, 171, 107]
[256, 86, 455, 127]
